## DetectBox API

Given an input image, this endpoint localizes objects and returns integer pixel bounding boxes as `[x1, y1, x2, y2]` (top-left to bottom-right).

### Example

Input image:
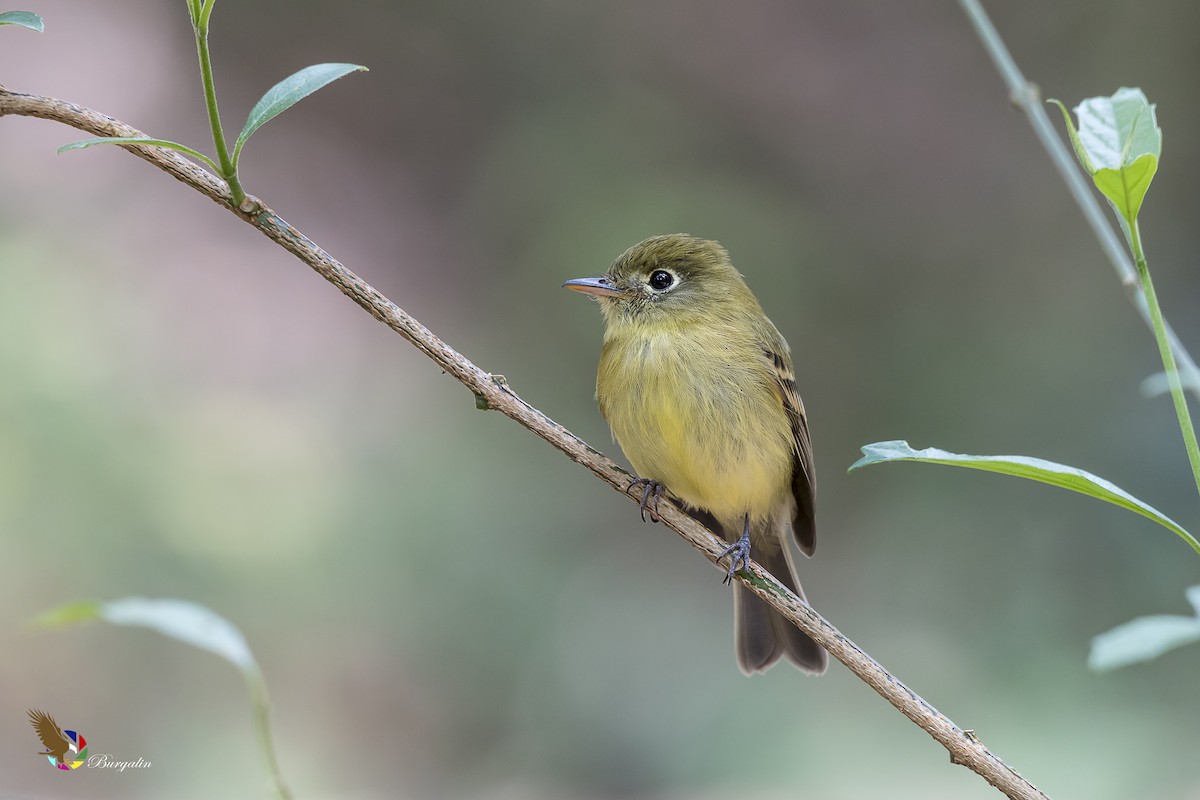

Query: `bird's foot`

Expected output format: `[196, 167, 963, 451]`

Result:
[625, 478, 666, 522]
[717, 524, 753, 585]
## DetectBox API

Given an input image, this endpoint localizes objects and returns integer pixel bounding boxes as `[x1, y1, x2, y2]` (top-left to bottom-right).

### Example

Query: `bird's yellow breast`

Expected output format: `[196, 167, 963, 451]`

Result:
[597, 323, 794, 528]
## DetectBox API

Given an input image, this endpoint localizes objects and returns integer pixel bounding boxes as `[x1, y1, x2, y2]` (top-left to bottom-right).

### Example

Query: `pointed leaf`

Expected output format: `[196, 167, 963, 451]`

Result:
[31, 596, 287, 794]
[1089, 593, 1200, 671]
[233, 63, 368, 162]
[100, 597, 257, 671]
[849, 440, 1199, 555]
[31, 597, 257, 672]
[1091, 153, 1157, 223]
[0, 10, 43, 31]
[58, 136, 218, 171]
[30, 600, 103, 629]
[1048, 99, 1095, 174]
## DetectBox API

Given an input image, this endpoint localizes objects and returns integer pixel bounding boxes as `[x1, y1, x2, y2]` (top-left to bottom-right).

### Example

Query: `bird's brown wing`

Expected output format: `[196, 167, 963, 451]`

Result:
[28, 709, 70, 760]
[762, 343, 816, 556]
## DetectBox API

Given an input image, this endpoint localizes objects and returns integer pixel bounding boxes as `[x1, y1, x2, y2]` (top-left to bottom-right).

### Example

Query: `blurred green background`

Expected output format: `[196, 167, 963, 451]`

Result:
[3, 2, 1200, 798]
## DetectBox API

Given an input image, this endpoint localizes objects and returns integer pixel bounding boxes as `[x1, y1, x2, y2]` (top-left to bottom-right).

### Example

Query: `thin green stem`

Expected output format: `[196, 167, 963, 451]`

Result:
[958, 0, 1200, 400]
[1129, 219, 1200, 497]
[192, 13, 245, 206]
[199, 0, 216, 29]
[246, 666, 293, 800]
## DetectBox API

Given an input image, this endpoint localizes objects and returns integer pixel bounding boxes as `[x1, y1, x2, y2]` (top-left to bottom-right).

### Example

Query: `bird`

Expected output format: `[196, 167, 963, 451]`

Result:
[563, 233, 827, 675]
[29, 708, 74, 765]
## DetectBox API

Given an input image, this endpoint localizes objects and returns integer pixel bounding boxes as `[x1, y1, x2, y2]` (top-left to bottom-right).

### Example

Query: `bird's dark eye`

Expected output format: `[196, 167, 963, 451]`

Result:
[648, 270, 675, 291]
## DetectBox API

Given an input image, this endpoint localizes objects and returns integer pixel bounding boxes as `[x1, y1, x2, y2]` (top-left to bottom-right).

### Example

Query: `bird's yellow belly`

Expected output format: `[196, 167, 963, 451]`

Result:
[599, 332, 793, 527]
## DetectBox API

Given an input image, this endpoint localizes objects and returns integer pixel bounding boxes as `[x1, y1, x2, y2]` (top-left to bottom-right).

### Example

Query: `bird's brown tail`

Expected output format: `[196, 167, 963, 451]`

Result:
[733, 537, 827, 675]
[685, 507, 827, 675]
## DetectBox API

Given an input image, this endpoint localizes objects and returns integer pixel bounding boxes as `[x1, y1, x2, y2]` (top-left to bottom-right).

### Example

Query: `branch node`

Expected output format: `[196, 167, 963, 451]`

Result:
[1008, 81, 1040, 111]
[474, 374, 510, 410]
[238, 193, 263, 215]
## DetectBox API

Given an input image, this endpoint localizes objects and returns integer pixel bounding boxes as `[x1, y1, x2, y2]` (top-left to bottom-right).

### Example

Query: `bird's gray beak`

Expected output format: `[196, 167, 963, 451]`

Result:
[562, 276, 625, 298]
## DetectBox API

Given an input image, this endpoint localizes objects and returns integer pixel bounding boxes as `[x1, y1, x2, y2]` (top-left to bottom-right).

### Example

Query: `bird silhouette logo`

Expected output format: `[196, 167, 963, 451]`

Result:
[28, 709, 88, 771]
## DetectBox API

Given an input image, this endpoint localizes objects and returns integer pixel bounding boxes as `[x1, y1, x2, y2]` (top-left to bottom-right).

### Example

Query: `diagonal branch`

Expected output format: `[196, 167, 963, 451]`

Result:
[0, 86, 1049, 800]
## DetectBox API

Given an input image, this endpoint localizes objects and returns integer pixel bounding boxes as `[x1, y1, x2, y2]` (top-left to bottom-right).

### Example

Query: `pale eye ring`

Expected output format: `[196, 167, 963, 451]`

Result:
[648, 269, 675, 291]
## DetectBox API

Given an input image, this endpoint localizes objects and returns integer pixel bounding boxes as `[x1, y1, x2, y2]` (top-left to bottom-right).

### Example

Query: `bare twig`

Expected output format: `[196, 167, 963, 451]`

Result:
[0, 87, 1050, 800]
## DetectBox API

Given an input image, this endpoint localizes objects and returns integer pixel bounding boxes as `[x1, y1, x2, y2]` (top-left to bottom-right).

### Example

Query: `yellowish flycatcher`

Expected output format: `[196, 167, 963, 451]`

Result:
[564, 234, 827, 675]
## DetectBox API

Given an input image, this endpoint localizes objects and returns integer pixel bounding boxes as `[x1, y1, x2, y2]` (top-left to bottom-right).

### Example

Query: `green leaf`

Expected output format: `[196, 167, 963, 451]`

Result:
[1092, 153, 1157, 223]
[233, 63, 368, 164]
[1060, 87, 1162, 223]
[32, 597, 257, 671]
[1074, 88, 1162, 172]
[58, 136, 219, 171]
[849, 440, 1199, 555]
[1089, 587, 1200, 671]
[0, 10, 44, 31]
[30, 600, 103, 629]
[100, 597, 257, 671]
[1048, 99, 1095, 174]
[33, 597, 291, 795]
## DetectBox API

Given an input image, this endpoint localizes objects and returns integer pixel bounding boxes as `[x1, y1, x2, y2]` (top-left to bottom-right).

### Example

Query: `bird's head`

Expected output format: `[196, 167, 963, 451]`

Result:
[563, 234, 754, 330]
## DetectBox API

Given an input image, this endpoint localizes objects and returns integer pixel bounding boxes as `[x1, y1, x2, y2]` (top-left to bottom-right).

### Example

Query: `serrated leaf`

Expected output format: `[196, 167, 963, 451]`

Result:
[849, 440, 1199, 555]
[1089, 591, 1200, 671]
[1075, 88, 1161, 171]
[0, 10, 43, 31]
[233, 63, 368, 163]
[1070, 87, 1162, 222]
[58, 136, 218, 171]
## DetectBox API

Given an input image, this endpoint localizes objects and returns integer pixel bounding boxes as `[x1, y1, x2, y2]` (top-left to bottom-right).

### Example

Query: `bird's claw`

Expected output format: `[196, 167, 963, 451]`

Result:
[626, 478, 666, 522]
[717, 531, 752, 585]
